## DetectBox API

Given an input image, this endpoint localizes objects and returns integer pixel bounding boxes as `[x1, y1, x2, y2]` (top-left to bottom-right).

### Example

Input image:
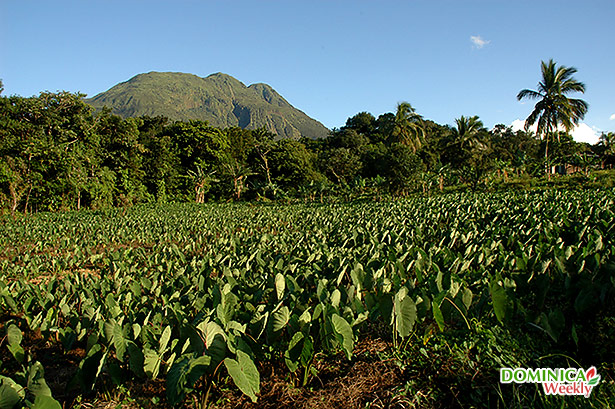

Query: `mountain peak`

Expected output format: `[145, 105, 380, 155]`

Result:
[248, 83, 290, 107]
[87, 72, 328, 139]
[205, 72, 247, 87]
[129, 71, 202, 82]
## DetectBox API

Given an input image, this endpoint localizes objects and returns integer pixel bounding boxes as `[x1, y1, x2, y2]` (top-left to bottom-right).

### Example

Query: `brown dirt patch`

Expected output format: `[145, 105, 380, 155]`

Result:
[212, 337, 416, 409]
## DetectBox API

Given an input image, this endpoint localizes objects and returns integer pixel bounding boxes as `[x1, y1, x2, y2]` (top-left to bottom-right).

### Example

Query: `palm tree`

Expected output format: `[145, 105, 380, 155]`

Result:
[448, 116, 492, 190]
[517, 59, 588, 174]
[597, 132, 615, 169]
[451, 115, 486, 149]
[392, 102, 425, 153]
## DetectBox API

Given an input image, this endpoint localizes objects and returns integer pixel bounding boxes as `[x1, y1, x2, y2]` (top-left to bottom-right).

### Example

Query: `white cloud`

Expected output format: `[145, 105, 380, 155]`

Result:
[572, 123, 601, 144]
[510, 119, 526, 132]
[509, 119, 600, 144]
[470, 35, 490, 49]
[610, 114, 615, 120]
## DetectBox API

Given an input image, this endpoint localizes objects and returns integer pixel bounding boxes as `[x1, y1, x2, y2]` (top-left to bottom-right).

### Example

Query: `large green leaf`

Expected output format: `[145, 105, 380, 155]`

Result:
[224, 350, 260, 403]
[126, 341, 145, 377]
[105, 293, 122, 318]
[159, 325, 172, 353]
[461, 288, 473, 311]
[216, 289, 239, 326]
[26, 362, 54, 401]
[539, 309, 566, 341]
[202, 321, 227, 365]
[30, 395, 62, 409]
[7, 325, 22, 348]
[143, 349, 163, 380]
[272, 306, 290, 332]
[284, 332, 314, 373]
[574, 286, 597, 315]
[331, 314, 354, 360]
[330, 289, 341, 309]
[0, 376, 24, 409]
[489, 279, 511, 324]
[432, 293, 445, 331]
[79, 344, 107, 392]
[394, 293, 417, 339]
[104, 320, 127, 361]
[6, 325, 25, 364]
[284, 332, 304, 373]
[275, 273, 285, 300]
[166, 353, 211, 406]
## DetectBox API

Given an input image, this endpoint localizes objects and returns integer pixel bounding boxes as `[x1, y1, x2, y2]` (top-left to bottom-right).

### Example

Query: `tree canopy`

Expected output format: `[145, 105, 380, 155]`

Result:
[517, 59, 588, 171]
[0, 64, 609, 213]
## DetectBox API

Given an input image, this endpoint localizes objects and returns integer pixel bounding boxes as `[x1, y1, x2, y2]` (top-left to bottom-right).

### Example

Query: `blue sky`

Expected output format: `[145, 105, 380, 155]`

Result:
[1, 1, 613, 143]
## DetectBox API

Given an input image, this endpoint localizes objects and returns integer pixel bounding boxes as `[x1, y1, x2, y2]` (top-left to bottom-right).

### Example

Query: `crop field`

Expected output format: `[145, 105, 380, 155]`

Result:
[1, 189, 614, 408]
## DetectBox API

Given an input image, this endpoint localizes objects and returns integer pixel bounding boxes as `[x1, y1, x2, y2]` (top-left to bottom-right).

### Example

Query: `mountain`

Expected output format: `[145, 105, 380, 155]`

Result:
[86, 72, 329, 139]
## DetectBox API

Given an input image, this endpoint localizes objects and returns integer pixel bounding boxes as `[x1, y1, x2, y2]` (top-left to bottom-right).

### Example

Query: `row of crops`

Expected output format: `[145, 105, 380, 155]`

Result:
[1, 189, 614, 408]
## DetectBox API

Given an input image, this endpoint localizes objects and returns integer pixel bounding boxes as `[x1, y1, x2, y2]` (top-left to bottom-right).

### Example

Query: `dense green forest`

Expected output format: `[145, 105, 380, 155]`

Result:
[1, 78, 614, 215]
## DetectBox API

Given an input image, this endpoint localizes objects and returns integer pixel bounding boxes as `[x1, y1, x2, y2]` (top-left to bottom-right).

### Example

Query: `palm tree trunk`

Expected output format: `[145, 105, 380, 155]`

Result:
[545, 137, 550, 176]
[544, 127, 551, 180]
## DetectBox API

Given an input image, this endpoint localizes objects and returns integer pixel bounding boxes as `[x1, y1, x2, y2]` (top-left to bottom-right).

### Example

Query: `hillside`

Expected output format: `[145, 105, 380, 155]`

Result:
[86, 72, 329, 139]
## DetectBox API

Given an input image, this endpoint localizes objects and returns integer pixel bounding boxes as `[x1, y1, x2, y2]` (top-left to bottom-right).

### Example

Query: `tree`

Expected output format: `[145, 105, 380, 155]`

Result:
[344, 112, 376, 139]
[219, 127, 257, 200]
[328, 128, 369, 150]
[97, 112, 147, 206]
[138, 116, 175, 202]
[187, 165, 218, 203]
[450, 116, 486, 150]
[446, 116, 493, 190]
[391, 102, 425, 153]
[0, 95, 44, 214]
[320, 147, 362, 185]
[490, 124, 541, 176]
[0, 91, 100, 212]
[596, 132, 615, 169]
[383, 143, 423, 195]
[517, 59, 588, 174]
[165, 120, 228, 200]
[250, 128, 276, 187]
[269, 139, 321, 191]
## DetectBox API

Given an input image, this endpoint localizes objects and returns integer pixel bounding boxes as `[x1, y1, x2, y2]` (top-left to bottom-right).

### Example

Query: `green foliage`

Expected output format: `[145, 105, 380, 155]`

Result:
[0, 324, 62, 409]
[331, 314, 354, 360]
[223, 350, 260, 403]
[166, 353, 211, 406]
[392, 288, 417, 340]
[517, 59, 588, 172]
[1, 87, 611, 211]
[391, 102, 425, 153]
[0, 189, 613, 406]
[7, 324, 25, 364]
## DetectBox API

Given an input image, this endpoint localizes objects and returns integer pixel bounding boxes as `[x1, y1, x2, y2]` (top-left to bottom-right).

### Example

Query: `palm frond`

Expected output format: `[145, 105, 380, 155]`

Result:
[560, 79, 586, 94]
[517, 89, 543, 101]
[519, 59, 588, 146]
[555, 65, 578, 84]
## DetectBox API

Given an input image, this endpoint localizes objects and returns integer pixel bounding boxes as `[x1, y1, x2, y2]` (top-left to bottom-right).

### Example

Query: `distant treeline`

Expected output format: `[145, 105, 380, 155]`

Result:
[1, 90, 614, 213]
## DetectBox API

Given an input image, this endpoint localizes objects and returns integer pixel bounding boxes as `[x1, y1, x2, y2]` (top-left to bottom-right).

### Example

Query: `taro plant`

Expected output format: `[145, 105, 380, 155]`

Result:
[0, 324, 62, 409]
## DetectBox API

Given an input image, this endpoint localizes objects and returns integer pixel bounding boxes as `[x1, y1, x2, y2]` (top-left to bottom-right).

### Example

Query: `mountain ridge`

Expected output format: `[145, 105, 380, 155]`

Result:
[86, 72, 329, 139]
